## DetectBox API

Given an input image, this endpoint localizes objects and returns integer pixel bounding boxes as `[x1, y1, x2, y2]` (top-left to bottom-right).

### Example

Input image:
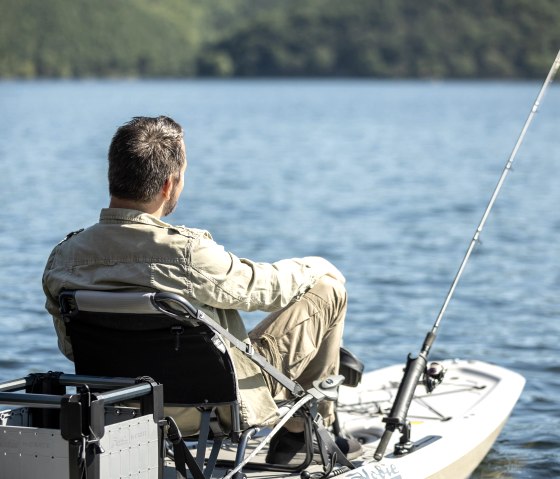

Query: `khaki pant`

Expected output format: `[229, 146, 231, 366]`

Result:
[249, 276, 347, 429]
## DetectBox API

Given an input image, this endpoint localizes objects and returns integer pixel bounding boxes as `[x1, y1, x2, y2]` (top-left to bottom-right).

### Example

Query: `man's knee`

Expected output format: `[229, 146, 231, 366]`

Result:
[309, 275, 347, 317]
[314, 274, 347, 298]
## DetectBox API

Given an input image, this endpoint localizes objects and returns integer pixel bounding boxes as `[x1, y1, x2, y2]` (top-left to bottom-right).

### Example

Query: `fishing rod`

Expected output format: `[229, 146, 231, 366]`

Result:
[374, 49, 560, 462]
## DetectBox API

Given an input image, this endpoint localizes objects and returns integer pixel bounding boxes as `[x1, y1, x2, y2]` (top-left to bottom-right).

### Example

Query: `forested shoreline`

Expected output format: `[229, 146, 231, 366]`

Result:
[1, 0, 559, 79]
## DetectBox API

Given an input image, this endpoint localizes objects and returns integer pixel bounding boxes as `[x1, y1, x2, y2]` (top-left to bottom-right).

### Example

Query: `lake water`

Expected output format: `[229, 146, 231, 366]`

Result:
[0, 79, 559, 477]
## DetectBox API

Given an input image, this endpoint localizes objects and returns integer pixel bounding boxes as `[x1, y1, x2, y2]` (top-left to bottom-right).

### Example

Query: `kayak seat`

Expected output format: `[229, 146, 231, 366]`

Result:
[58, 290, 324, 478]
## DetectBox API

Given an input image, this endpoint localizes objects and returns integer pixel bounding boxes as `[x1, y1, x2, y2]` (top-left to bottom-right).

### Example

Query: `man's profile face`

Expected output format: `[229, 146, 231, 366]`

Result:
[163, 147, 187, 217]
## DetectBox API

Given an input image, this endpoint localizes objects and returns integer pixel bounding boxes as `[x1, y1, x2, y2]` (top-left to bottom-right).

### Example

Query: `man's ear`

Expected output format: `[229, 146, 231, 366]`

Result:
[161, 176, 173, 200]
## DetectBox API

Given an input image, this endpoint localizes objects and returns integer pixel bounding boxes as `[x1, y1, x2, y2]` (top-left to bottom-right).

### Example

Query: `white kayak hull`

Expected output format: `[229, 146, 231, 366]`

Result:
[335, 358, 525, 479]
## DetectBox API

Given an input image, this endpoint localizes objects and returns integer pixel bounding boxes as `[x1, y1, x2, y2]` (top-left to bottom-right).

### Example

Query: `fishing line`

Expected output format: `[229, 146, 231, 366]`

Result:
[433, 48, 560, 333]
[374, 48, 560, 462]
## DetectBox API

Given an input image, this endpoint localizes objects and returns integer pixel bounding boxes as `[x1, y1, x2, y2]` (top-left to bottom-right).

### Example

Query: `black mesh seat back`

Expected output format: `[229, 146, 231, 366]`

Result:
[65, 310, 239, 406]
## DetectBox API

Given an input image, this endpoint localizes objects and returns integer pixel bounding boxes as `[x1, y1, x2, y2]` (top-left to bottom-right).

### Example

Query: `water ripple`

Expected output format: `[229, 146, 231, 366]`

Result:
[1, 79, 559, 477]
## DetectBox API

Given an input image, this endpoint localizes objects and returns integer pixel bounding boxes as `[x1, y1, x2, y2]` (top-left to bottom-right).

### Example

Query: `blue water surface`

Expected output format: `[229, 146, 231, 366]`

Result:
[0, 79, 559, 477]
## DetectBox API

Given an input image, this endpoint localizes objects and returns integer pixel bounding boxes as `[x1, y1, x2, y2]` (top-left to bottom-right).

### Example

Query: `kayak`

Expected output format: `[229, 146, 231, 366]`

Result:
[335, 359, 525, 479]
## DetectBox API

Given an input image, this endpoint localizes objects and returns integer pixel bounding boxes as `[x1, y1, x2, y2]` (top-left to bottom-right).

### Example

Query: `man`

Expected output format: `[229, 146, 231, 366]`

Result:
[43, 115, 360, 463]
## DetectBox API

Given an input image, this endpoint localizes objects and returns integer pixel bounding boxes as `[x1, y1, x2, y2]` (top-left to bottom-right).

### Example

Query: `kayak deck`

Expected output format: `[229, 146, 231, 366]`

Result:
[163, 359, 525, 479]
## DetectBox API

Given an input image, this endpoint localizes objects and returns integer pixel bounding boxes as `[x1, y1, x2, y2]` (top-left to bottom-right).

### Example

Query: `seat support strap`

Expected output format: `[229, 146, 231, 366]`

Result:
[166, 416, 205, 479]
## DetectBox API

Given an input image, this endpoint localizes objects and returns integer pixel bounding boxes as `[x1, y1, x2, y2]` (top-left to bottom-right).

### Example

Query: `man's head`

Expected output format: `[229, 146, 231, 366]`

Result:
[108, 116, 186, 215]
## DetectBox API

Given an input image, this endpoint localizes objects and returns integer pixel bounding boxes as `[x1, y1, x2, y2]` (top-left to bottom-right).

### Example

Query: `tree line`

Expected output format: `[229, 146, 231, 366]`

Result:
[1, 0, 559, 79]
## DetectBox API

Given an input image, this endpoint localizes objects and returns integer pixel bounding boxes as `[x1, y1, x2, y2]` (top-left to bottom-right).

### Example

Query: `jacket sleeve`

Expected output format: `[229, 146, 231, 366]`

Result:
[188, 233, 332, 313]
[42, 246, 75, 361]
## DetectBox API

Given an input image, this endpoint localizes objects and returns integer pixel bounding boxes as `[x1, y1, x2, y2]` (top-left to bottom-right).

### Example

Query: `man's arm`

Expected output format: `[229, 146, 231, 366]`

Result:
[188, 234, 343, 313]
[42, 247, 74, 361]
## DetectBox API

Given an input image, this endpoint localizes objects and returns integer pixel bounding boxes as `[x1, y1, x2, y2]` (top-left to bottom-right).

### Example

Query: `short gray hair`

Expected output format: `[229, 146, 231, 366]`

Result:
[108, 116, 185, 202]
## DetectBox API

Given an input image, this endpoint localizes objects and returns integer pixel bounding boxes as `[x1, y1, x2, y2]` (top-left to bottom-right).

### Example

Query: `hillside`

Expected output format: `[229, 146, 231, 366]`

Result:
[1, 0, 559, 78]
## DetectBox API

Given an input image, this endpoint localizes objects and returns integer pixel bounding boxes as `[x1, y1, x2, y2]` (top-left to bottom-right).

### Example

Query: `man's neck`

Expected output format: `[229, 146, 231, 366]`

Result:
[109, 197, 165, 218]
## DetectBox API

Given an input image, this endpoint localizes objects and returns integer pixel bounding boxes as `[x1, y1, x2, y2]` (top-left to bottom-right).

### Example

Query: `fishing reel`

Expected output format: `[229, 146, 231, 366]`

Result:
[423, 362, 446, 393]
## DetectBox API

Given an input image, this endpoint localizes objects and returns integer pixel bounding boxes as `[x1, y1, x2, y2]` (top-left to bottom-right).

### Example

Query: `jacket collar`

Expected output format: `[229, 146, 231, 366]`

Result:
[99, 208, 173, 229]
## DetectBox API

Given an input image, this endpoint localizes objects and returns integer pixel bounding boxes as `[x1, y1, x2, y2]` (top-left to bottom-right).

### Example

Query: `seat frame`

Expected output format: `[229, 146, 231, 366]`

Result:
[59, 290, 354, 479]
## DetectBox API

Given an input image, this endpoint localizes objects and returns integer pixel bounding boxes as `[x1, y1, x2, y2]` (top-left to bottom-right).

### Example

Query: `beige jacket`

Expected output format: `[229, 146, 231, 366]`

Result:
[43, 208, 326, 431]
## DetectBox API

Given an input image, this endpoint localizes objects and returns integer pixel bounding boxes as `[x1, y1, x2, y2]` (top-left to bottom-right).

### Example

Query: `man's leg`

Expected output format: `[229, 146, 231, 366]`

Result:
[249, 275, 347, 429]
